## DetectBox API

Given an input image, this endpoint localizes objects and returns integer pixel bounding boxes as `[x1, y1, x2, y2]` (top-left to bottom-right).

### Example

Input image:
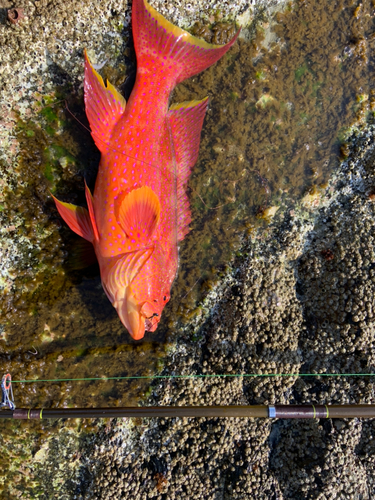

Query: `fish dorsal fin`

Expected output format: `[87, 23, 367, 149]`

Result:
[52, 195, 94, 243]
[168, 98, 209, 241]
[84, 181, 100, 242]
[84, 50, 126, 153]
[117, 186, 161, 247]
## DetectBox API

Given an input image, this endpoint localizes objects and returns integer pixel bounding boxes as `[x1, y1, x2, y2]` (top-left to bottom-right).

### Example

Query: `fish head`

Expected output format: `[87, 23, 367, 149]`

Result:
[111, 283, 170, 339]
[100, 246, 176, 340]
[129, 244, 175, 334]
[139, 289, 171, 333]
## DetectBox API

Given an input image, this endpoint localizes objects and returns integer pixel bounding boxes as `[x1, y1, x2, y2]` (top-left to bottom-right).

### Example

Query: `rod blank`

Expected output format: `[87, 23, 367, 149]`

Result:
[0, 404, 374, 420]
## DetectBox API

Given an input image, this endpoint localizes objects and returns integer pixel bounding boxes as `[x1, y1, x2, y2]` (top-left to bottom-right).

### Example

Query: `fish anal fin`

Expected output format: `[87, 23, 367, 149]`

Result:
[52, 195, 94, 242]
[84, 50, 126, 153]
[117, 186, 161, 244]
[168, 98, 209, 241]
[84, 181, 100, 242]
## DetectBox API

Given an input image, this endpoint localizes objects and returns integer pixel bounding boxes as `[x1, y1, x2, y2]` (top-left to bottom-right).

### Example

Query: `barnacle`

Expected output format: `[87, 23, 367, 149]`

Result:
[7, 8, 24, 25]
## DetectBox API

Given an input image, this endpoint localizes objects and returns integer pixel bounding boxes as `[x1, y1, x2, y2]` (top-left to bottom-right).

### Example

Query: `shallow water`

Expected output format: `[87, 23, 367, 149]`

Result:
[1, 0, 375, 495]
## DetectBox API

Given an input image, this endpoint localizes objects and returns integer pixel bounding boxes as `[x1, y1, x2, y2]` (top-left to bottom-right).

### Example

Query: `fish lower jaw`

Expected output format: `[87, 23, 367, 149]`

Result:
[113, 296, 146, 340]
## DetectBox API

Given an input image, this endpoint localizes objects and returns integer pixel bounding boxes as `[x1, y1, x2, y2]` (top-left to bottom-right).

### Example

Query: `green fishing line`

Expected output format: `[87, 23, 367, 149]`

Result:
[10, 373, 375, 384]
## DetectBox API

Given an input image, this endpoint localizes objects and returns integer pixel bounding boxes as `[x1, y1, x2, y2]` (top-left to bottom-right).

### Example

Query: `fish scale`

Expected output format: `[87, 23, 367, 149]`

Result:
[53, 0, 239, 339]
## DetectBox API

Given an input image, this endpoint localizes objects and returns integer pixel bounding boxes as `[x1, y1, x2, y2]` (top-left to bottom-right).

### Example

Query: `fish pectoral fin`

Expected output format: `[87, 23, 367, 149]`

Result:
[52, 194, 94, 243]
[117, 186, 161, 243]
[84, 49, 126, 154]
[168, 98, 209, 241]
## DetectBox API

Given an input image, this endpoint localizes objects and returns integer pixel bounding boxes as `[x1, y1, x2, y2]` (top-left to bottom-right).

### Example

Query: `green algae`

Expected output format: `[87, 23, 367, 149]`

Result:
[191, 20, 238, 45]
[294, 62, 308, 82]
[40, 106, 59, 123]
[0, 416, 104, 499]
[0, 96, 90, 313]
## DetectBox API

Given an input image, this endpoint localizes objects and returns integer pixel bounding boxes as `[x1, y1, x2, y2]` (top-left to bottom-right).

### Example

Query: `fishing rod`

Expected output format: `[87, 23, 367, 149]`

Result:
[1, 405, 375, 420]
[1, 374, 375, 420]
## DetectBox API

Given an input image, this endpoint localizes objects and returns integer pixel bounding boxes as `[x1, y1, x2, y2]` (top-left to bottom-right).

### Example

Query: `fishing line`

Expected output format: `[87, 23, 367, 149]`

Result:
[9, 373, 375, 384]
[4, 373, 375, 419]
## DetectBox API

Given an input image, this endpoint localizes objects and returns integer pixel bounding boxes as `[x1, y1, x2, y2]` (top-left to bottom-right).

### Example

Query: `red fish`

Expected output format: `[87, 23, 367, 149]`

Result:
[53, 0, 238, 340]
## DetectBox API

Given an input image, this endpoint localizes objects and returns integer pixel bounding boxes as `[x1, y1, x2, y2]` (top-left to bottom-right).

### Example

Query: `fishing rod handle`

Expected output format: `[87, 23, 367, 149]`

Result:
[270, 405, 375, 418]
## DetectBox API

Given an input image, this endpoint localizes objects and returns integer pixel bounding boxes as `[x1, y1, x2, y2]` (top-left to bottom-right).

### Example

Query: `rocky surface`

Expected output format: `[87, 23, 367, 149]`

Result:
[30, 125, 375, 500]
[2, 0, 375, 499]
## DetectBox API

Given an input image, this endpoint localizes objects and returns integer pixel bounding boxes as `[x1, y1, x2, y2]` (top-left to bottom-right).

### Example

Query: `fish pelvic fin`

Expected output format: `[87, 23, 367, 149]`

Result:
[132, 0, 240, 85]
[84, 181, 100, 242]
[84, 49, 126, 153]
[52, 195, 95, 243]
[168, 98, 209, 241]
[66, 238, 98, 270]
[117, 186, 161, 247]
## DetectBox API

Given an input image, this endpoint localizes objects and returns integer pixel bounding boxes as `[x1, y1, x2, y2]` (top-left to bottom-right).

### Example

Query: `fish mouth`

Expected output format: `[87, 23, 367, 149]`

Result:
[145, 317, 159, 332]
[141, 301, 160, 332]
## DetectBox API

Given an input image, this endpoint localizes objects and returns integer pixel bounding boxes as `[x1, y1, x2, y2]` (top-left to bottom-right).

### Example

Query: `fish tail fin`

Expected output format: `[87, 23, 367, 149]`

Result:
[132, 0, 239, 85]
